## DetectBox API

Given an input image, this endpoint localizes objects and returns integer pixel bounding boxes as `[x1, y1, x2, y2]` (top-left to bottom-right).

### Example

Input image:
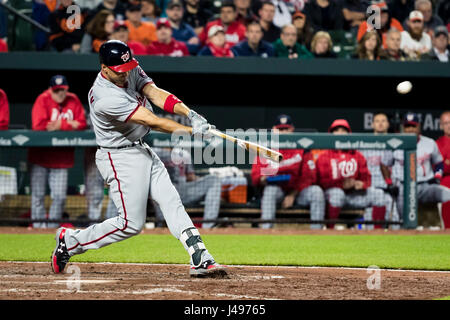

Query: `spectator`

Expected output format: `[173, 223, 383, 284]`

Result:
[234, 0, 258, 26]
[199, 1, 246, 48]
[357, 2, 404, 49]
[436, 111, 450, 229]
[292, 10, 314, 49]
[381, 28, 410, 60]
[400, 10, 432, 59]
[258, 1, 281, 43]
[125, 3, 157, 47]
[437, 0, 450, 27]
[361, 112, 400, 230]
[80, 9, 115, 53]
[166, 0, 200, 55]
[110, 21, 148, 55]
[385, 112, 450, 227]
[303, 0, 344, 32]
[271, 0, 293, 28]
[316, 119, 386, 229]
[141, 0, 162, 23]
[48, 0, 87, 52]
[28, 75, 87, 228]
[182, 0, 214, 36]
[0, 38, 7, 52]
[198, 25, 235, 57]
[273, 24, 313, 59]
[421, 25, 450, 61]
[31, 0, 53, 50]
[147, 18, 190, 56]
[231, 21, 275, 57]
[86, 0, 125, 24]
[251, 114, 325, 229]
[0, 89, 9, 130]
[354, 29, 385, 60]
[310, 30, 337, 58]
[389, 0, 415, 25]
[413, 0, 444, 35]
[341, 0, 370, 32]
[151, 147, 222, 229]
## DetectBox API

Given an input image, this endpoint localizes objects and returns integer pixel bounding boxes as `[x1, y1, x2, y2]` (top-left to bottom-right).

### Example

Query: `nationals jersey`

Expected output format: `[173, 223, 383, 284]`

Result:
[388, 135, 443, 182]
[88, 65, 154, 148]
[361, 150, 393, 189]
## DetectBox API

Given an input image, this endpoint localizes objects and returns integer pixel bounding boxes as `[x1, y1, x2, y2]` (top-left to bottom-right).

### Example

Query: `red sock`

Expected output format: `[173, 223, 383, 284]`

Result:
[372, 206, 386, 229]
[327, 205, 341, 229]
[442, 201, 450, 229]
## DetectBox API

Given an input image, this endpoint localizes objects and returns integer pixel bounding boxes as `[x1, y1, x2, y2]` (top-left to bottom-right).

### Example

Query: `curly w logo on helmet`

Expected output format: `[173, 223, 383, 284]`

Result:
[121, 52, 130, 62]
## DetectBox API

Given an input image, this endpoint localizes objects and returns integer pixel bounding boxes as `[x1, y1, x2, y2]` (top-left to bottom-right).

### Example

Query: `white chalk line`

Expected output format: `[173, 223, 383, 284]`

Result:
[3, 260, 450, 274]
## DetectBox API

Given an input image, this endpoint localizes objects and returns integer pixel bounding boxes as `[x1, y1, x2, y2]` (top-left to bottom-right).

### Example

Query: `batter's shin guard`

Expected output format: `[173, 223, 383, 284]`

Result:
[326, 205, 341, 229]
[180, 227, 206, 267]
[372, 206, 386, 229]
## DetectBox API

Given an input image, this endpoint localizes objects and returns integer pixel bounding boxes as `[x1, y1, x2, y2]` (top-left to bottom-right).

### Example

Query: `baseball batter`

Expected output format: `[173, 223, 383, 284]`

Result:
[385, 113, 450, 223]
[51, 40, 227, 277]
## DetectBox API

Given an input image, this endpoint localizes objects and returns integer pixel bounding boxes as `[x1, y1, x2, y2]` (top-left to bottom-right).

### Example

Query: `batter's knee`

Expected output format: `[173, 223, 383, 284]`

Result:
[367, 187, 385, 207]
[326, 188, 345, 208]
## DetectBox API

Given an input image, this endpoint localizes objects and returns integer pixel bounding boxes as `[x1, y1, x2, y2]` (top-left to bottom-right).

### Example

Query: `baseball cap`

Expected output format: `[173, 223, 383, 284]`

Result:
[328, 119, 352, 133]
[434, 25, 449, 38]
[409, 10, 424, 22]
[49, 75, 69, 90]
[403, 112, 420, 126]
[292, 11, 306, 21]
[113, 21, 128, 32]
[167, 0, 182, 9]
[274, 114, 294, 129]
[156, 18, 171, 29]
[208, 25, 225, 38]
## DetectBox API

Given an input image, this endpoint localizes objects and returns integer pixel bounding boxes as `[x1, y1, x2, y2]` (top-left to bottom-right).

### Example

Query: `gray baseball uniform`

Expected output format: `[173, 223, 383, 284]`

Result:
[62, 67, 215, 267]
[386, 135, 450, 219]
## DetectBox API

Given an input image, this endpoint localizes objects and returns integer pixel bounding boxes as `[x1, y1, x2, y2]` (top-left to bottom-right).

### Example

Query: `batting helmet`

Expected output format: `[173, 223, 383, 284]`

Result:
[99, 40, 138, 73]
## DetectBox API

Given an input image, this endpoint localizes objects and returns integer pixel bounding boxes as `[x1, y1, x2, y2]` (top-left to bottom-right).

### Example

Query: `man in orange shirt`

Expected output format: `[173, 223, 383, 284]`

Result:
[125, 3, 157, 46]
[357, 2, 403, 49]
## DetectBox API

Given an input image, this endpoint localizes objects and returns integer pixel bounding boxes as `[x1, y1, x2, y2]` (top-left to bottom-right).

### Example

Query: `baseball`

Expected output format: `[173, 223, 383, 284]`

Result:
[396, 81, 412, 94]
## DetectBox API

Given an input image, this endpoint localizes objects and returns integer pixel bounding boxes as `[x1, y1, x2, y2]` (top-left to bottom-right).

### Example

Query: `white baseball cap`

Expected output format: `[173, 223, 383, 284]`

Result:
[409, 10, 424, 22]
[208, 25, 225, 38]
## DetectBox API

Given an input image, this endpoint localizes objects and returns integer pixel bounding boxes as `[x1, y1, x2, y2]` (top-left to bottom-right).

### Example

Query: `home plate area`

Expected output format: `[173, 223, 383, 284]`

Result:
[0, 262, 449, 300]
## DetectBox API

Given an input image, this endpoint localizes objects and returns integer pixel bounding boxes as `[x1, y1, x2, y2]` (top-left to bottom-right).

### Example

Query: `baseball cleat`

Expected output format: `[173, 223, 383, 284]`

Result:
[51, 228, 71, 274]
[190, 260, 228, 278]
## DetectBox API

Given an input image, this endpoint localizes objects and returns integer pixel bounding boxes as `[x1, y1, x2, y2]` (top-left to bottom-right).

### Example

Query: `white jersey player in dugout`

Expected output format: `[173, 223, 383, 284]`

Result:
[51, 40, 227, 277]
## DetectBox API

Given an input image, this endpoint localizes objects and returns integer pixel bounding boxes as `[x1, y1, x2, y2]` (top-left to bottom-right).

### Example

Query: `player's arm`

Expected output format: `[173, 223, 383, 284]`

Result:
[128, 106, 193, 134]
[141, 83, 190, 117]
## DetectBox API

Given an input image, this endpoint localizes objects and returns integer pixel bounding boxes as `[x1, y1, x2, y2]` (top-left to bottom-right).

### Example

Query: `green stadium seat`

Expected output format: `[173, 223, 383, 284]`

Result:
[6, 0, 34, 51]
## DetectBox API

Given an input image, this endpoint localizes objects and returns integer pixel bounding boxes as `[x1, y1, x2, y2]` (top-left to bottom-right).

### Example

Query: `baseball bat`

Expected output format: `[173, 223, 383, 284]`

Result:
[209, 128, 283, 163]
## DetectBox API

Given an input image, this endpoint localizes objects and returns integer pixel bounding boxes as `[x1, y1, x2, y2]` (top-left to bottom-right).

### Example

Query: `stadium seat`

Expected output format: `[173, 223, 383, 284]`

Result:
[7, 0, 34, 51]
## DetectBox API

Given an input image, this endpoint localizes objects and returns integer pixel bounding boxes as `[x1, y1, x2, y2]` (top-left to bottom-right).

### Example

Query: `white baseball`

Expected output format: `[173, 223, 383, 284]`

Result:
[396, 81, 412, 94]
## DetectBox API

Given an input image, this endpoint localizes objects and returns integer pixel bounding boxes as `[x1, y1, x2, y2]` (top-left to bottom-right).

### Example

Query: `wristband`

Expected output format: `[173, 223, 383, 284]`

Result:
[164, 94, 182, 114]
[385, 178, 392, 185]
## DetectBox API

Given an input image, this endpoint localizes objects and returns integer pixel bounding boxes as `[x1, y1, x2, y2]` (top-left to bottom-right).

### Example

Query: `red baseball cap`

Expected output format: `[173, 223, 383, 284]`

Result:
[156, 18, 171, 29]
[328, 119, 352, 133]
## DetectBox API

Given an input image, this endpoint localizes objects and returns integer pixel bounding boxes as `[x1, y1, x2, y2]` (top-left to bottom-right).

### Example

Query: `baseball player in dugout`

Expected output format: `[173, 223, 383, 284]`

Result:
[436, 111, 450, 228]
[29, 75, 87, 229]
[316, 119, 387, 229]
[51, 40, 227, 278]
[251, 115, 325, 229]
[0, 88, 9, 130]
[384, 112, 450, 227]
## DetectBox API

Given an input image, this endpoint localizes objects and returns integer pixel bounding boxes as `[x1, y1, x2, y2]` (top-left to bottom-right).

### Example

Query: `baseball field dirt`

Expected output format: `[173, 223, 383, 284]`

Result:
[0, 227, 449, 300]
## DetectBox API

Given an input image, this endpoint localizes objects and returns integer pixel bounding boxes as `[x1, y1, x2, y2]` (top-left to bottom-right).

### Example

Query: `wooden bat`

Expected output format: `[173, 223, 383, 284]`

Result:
[209, 128, 283, 163]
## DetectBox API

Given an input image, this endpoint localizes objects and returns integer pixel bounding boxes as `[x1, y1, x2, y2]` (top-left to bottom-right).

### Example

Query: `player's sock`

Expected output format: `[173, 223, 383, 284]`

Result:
[327, 205, 341, 229]
[180, 227, 208, 267]
[442, 201, 450, 229]
[372, 206, 386, 229]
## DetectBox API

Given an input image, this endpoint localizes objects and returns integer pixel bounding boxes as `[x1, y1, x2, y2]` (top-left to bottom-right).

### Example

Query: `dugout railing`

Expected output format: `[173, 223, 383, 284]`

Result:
[0, 130, 417, 229]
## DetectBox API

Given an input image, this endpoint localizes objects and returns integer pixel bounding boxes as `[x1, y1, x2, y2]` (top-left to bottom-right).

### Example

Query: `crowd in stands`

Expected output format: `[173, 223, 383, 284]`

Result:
[0, 0, 449, 61]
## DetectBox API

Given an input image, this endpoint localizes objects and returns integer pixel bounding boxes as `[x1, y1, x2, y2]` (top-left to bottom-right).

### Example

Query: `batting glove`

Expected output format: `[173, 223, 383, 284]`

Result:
[188, 110, 215, 139]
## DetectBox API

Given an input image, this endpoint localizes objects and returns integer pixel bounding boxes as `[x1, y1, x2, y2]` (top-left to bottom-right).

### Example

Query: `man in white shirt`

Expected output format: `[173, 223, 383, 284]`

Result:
[400, 10, 432, 59]
[422, 25, 450, 62]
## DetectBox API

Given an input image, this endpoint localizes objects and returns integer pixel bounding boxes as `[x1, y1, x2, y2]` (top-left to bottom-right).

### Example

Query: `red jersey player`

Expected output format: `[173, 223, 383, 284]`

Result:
[0, 89, 9, 130]
[436, 111, 450, 228]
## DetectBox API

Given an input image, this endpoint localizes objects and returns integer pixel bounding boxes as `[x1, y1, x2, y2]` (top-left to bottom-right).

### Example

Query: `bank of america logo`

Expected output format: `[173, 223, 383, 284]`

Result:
[12, 135, 29, 146]
[387, 138, 403, 149]
[297, 138, 314, 148]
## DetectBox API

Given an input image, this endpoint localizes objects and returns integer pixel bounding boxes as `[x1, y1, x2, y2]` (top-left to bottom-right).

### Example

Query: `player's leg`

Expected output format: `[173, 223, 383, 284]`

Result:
[366, 187, 386, 229]
[296, 185, 325, 229]
[30, 164, 48, 228]
[440, 176, 450, 228]
[325, 188, 345, 229]
[47, 168, 68, 229]
[84, 150, 105, 222]
[63, 147, 152, 257]
[147, 148, 226, 276]
[261, 185, 285, 229]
